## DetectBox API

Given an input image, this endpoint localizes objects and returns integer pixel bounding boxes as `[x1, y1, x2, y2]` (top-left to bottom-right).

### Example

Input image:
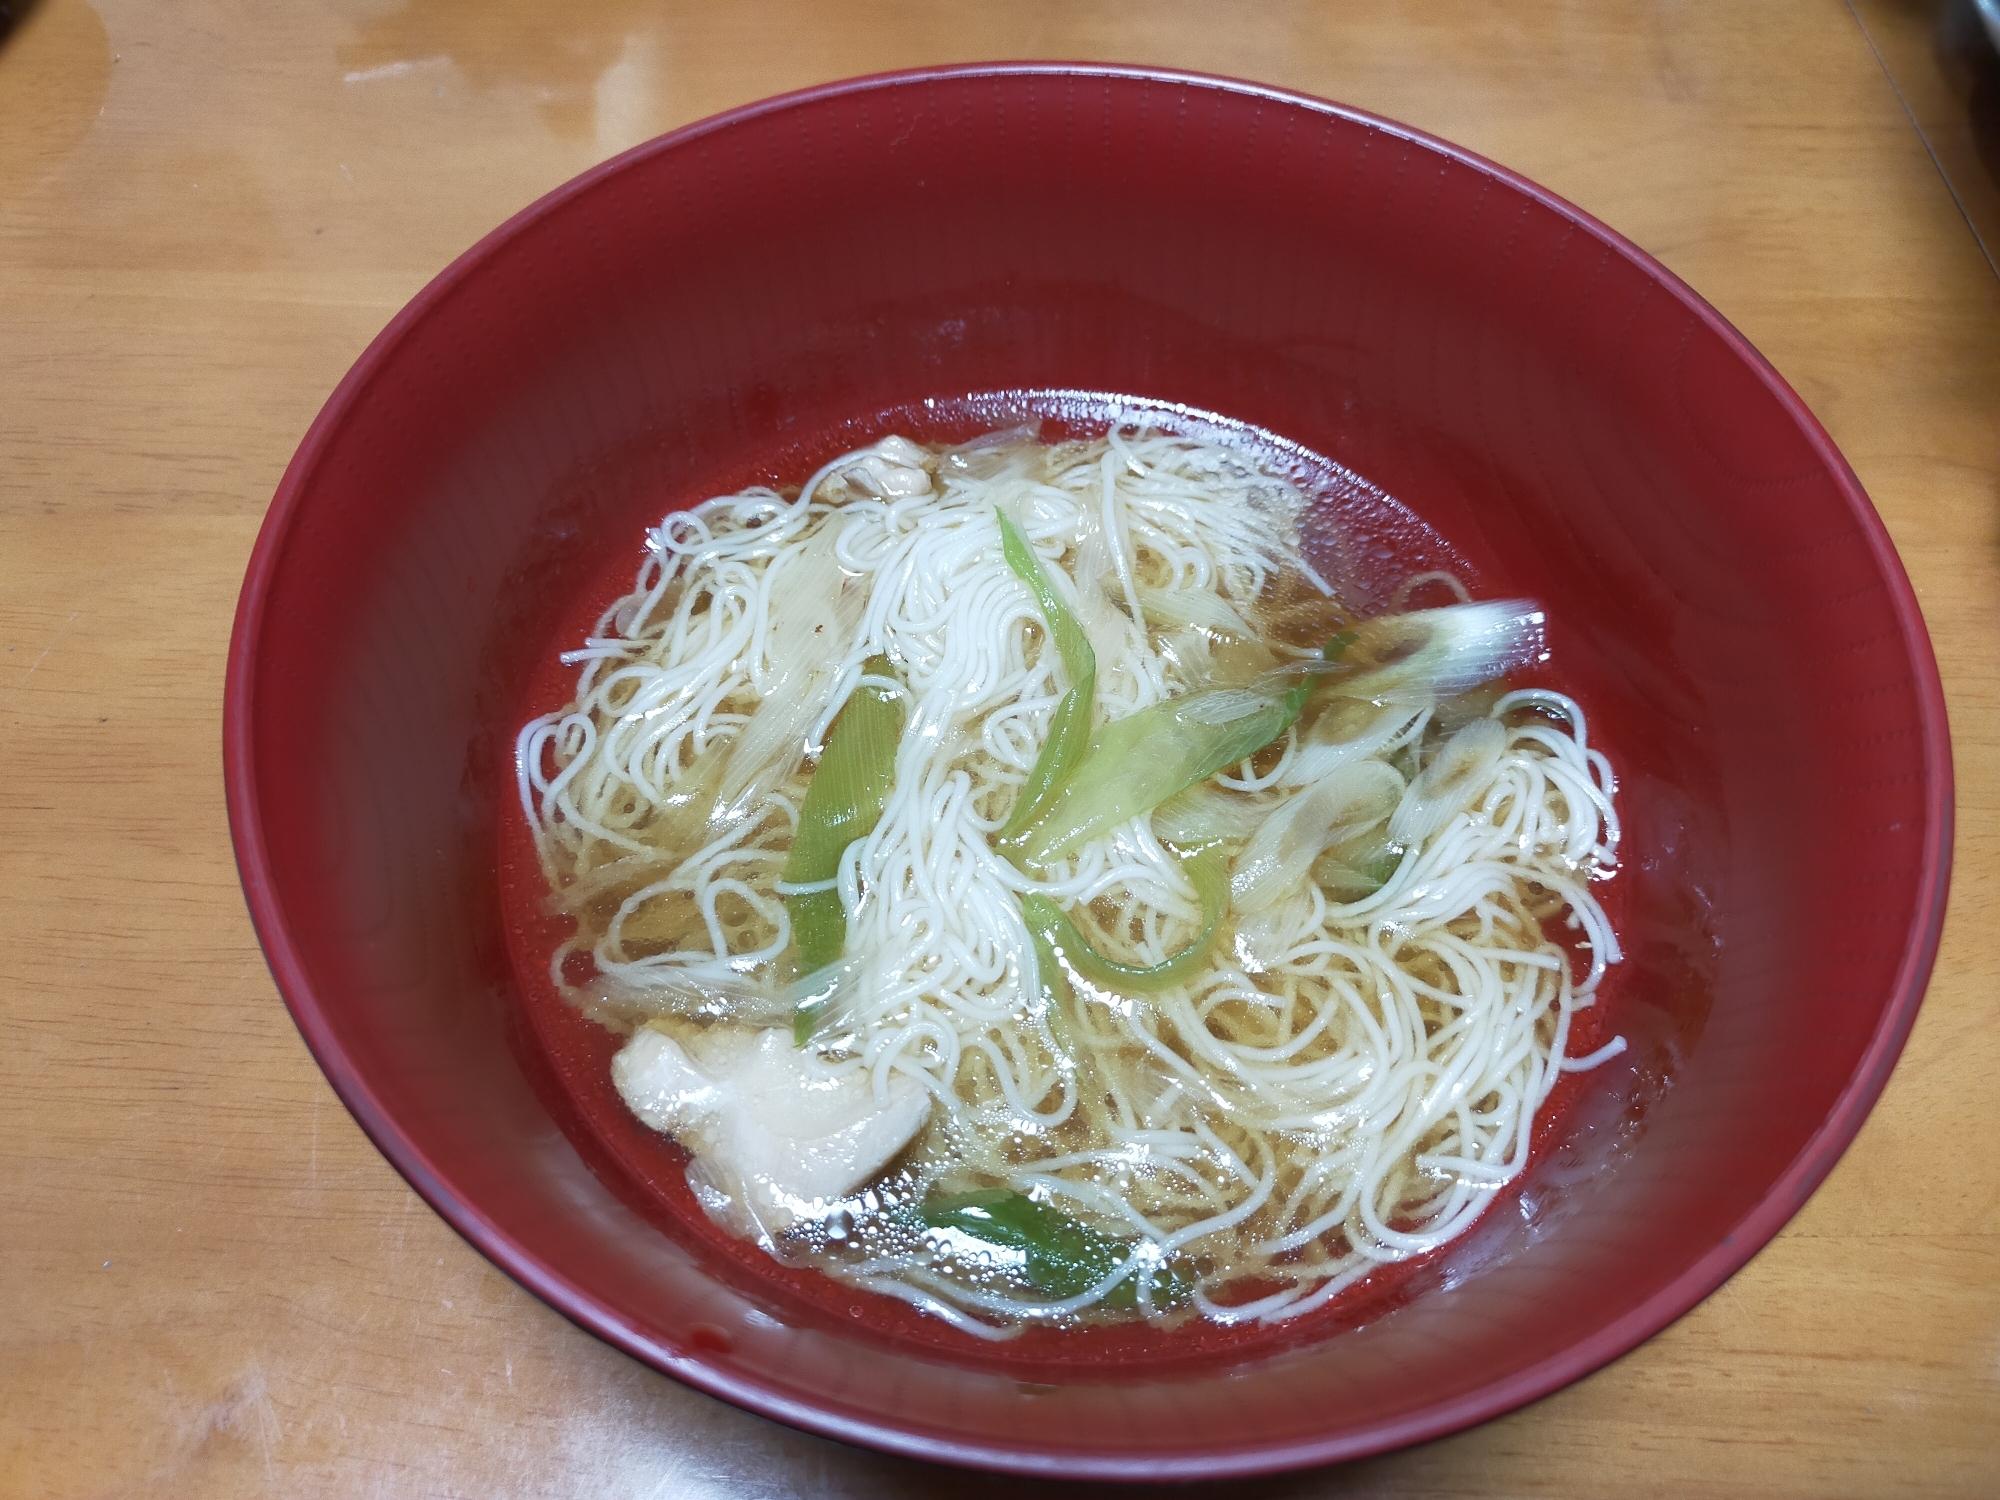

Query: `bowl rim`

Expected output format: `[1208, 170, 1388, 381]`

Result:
[222, 60, 1955, 1480]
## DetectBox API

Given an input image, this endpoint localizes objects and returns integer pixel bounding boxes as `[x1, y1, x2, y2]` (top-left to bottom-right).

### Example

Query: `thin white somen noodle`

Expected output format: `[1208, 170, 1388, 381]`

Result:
[518, 428, 1622, 1333]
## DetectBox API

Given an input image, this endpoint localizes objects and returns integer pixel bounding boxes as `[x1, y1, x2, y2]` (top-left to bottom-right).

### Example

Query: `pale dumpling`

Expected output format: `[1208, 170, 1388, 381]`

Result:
[611, 1025, 931, 1233]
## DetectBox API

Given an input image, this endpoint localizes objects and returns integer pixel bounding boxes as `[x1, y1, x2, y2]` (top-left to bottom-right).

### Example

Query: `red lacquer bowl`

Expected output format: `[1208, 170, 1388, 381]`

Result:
[224, 65, 1951, 1479]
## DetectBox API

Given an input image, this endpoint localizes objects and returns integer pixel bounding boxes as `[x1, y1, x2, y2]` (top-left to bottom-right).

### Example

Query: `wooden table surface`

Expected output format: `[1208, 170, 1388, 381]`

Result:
[4, 1, 1997, 1495]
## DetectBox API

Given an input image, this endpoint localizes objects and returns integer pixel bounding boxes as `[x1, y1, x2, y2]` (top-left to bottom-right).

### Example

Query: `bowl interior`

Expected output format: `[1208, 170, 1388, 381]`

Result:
[227, 66, 1948, 1477]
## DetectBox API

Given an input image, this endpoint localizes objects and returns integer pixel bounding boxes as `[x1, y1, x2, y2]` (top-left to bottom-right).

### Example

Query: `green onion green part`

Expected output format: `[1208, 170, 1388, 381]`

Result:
[1028, 923, 1079, 1062]
[784, 655, 906, 1041]
[919, 1189, 1189, 1308]
[995, 506, 1098, 841]
[1004, 689, 1305, 869]
[1019, 842, 1230, 995]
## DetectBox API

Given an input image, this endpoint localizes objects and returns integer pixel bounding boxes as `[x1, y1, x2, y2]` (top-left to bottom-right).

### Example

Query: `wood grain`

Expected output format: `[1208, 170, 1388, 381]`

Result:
[3, 1, 1997, 1495]
[1851, 0, 2000, 277]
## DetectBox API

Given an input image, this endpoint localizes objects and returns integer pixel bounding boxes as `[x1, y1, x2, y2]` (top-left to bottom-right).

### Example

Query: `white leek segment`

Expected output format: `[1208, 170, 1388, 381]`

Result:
[1138, 583, 1256, 638]
[1280, 698, 1428, 788]
[714, 524, 864, 814]
[1230, 759, 1406, 912]
[1152, 781, 1270, 845]
[1388, 716, 1510, 850]
[1321, 599, 1546, 702]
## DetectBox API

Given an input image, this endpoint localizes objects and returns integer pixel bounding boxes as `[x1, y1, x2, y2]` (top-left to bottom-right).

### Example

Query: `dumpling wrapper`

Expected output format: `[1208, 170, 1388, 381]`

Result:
[611, 1025, 931, 1233]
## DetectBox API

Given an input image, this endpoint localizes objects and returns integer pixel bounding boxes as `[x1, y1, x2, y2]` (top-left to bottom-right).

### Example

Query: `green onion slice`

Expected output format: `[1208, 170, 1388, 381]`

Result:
[783, 654, 906, 1039]
[995, 506, 1098, 841]
[919, 1188, 1189, 1308]
[1027, 923, 1079, 1062]
[1004, 689, 1304, 869]
[1019, 843, 1229, 995]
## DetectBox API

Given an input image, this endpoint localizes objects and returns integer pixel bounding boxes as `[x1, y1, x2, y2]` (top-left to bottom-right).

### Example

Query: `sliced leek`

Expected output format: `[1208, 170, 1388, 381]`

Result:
[1019, 843, 1229, 994]
[996, 507, 1098, 840]
[920, 1189, 1189, 1308]
[1004, 689, 1305, 869]
[782, 655, 906, 1038]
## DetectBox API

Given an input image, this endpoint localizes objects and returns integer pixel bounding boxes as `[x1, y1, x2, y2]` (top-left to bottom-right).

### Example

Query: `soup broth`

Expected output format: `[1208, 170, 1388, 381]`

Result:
[514, 419, 1623, 1339]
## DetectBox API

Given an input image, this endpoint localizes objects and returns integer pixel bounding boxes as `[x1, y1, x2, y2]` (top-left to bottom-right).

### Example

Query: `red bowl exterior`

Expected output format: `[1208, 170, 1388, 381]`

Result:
[224, 65, 1951, 1478]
